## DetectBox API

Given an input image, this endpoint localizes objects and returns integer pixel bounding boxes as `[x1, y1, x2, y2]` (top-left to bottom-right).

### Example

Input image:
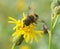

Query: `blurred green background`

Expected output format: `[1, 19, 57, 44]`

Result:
[0, 0, 60, 49]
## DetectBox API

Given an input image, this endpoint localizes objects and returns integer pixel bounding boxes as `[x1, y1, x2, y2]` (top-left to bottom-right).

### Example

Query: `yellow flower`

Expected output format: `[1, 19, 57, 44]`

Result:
[17, 0, 25, 12]
[19, 45, 31, 49]
[8, 13, 43, 43]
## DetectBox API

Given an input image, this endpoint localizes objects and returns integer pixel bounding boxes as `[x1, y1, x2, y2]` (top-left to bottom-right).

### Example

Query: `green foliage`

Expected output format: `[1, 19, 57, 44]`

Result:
[0, 0, 60, 49]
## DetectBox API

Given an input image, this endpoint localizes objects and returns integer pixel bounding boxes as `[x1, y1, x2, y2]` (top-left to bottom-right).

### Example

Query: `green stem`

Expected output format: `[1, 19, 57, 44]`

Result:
[49, 14, 59, 49]
[12, 44, 15, 49]
[52, 15, 59, 30]
[48, 15, 53, 49]
[48, 30, 52, 49]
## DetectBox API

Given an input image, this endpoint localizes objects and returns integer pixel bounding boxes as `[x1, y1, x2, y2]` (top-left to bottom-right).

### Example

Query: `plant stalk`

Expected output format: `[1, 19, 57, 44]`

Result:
[48, 30, 52, 49]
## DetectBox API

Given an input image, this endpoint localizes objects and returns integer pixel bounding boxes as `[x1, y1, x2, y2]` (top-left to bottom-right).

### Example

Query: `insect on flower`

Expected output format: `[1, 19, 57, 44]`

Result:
[22, 7, 39, 27]
[8, 7, 43, 49]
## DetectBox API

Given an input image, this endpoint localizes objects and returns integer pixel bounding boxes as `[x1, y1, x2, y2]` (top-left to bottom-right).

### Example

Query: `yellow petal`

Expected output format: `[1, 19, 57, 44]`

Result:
[25, 34, 30, 43]
[30, 36, 33, 44]
[8, 21, 16, 24]
[12, 32, 17, 37]
[34, 36, 38, 43]
[8, 17, 17, 22]
[33, 33, 38, 43]
[23, 33, 27, 39]
[13, 25, 18, 30]
[36, 31, 43, 38]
